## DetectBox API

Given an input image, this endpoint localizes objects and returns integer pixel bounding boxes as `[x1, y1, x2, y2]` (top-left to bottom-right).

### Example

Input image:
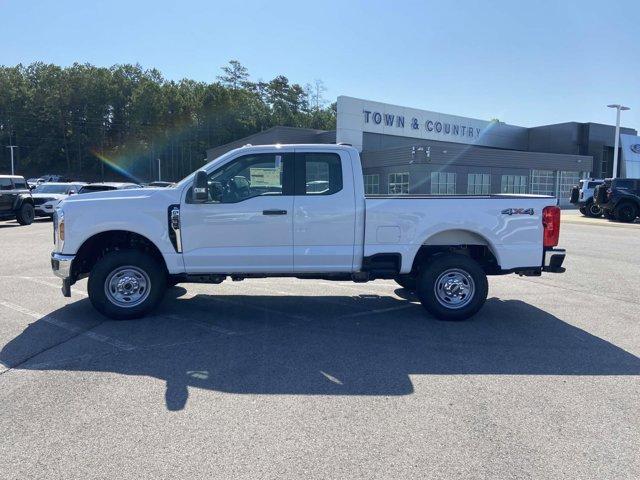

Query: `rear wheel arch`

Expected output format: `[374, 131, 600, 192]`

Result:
[409, 229, 501, 275]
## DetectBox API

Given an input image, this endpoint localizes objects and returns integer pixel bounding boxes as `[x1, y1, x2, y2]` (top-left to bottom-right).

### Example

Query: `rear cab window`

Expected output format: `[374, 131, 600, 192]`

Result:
[296, 152, 343, 195]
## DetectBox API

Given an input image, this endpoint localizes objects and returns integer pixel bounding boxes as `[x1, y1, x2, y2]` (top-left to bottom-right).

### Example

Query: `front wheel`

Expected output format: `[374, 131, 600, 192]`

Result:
[16, 203, 35, 225]
[88, 250, 166, 320]
[416, 254, 488, 321]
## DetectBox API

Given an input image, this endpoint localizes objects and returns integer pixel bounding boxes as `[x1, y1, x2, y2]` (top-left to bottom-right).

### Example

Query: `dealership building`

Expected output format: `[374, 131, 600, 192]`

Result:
[206, 96, 637, 205]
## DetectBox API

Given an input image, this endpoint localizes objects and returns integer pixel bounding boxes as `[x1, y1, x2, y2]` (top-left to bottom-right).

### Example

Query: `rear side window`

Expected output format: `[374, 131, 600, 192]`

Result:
[297, 153, 343, 195]
[587, 182, 601, 189]
[0, 178, 12, 190]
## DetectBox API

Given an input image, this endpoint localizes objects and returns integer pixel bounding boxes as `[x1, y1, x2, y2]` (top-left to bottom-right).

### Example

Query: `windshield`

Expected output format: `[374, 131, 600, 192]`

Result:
[34, 184, 70, 194]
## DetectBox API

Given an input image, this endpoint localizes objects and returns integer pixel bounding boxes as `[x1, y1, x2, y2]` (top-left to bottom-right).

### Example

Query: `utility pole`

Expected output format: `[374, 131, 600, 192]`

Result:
[157, 158, 161, 181]
[6, 145, 18, 175]
[607, 104, 630, 178]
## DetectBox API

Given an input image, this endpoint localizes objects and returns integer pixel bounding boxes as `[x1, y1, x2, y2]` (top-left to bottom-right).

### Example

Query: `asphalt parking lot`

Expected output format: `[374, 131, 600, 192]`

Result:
[0, 211, 638, 479]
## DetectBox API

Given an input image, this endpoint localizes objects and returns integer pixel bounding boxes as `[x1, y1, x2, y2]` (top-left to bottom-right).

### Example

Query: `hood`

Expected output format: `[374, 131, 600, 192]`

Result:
[62, 186, 182, 206]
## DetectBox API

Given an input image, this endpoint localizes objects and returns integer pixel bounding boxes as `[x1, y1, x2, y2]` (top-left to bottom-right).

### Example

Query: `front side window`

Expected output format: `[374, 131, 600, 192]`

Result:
[431, 172, 456, 195]
[364, 174, 380, 194]
[13, 179, 27, 190]
[388, 172, 409, 194]
[203, 153, 290, 203]
[300, 153, 342, 195]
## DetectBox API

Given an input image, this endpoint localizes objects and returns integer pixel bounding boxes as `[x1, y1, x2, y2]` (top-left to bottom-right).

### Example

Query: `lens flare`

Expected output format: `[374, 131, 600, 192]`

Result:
[91, 149, 144, 184]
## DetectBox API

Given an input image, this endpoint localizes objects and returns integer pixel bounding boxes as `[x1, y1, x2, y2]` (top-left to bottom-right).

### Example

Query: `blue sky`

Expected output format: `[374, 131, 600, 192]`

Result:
[2, 0, 639, 129]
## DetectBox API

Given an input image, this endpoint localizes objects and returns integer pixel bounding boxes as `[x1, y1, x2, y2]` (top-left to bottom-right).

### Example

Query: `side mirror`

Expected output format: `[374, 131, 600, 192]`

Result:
[68, 190, 76, 195]
[193, 170, 209, 203]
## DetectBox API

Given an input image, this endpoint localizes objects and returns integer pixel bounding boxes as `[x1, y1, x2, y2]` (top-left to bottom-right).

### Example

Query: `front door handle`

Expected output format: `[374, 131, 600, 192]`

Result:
[262, 209, 287, 215]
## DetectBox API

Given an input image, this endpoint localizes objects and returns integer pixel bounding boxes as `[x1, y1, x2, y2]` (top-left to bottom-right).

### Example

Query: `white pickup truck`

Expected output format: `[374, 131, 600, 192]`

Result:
[51, 144, 565, 321]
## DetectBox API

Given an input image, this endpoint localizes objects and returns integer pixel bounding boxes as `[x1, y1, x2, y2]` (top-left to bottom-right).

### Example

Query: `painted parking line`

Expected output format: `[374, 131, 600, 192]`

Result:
[336, 303, 416, 320]
[158, 313, 241, 336]
[0, 276, 88, 296]
[0, 300, 136, 351]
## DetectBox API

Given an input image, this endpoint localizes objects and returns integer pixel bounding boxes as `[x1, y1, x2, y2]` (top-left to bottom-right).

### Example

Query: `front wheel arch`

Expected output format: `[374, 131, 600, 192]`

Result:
[72, 230, 169, 281]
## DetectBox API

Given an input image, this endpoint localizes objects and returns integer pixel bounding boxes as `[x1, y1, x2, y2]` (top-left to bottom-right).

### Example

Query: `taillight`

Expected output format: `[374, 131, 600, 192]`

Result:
[542, 206, 560, 247]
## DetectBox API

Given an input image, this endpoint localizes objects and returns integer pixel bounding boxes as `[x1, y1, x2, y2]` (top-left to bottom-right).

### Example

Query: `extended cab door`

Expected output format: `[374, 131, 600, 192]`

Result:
[180, 151, 295, 273]
[292, 148, 356, 272]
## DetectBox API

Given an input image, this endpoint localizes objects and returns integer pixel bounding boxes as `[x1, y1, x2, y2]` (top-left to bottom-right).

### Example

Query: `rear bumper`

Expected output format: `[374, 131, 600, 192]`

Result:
[51, 252, 75, 297]
[543, 248, 566, 273]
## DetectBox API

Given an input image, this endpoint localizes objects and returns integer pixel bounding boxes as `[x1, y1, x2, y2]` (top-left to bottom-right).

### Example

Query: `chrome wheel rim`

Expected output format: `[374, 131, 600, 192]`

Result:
[589, 204, 601, 216]
[104, 266, 151, 308]
[434, 268, 475, 309]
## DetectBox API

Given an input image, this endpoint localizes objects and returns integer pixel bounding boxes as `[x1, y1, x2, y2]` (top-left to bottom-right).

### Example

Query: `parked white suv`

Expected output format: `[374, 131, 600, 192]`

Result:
[51, 144, 565, 321]
[569, 179, 604, 217]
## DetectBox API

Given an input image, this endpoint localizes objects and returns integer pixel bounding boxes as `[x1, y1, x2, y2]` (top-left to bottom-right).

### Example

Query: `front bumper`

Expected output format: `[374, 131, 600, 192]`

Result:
[51, 252, 75, 297]
[543, 248, 566, 273]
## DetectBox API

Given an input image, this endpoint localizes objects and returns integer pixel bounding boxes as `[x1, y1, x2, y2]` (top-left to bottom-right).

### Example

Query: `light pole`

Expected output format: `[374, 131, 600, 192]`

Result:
[6, 145, 18, 175]
[607, 104, 630, 178]
[157, 158, 161, 181]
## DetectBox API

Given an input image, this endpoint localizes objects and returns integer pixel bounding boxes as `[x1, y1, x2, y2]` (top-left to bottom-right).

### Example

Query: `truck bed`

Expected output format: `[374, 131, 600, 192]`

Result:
[363, 194, 558, 273]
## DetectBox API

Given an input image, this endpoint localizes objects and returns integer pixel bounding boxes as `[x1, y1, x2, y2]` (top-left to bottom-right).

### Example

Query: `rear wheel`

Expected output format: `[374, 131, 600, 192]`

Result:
[614, 202, 638, 223]
[416, 254, 488, 321]
[15, 202, 35, 225]
[579, 206, 587, 216]
[88, 250, 166, 320]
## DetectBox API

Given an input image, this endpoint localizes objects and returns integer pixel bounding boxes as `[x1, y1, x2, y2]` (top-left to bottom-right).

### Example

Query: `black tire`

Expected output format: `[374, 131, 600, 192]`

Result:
[15, 202, 35, 225]
[604, 210, 616, 220]
[614, 202, 637, 223]
[416, 254, 488, 321]
[578, 206, 587, 216]
[583, 200, 602, 218]
[394, 275, 417, 291]
[88, 250, 166, 320]
[586, 201, 603, 218]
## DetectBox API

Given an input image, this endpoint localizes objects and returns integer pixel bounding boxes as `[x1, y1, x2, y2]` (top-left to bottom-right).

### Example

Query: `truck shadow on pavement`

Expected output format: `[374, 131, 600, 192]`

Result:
[1, 289, 639, 411]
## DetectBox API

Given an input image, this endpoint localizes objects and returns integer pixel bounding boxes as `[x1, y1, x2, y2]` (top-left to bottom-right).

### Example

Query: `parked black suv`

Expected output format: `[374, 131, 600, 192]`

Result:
[593, 178, 640, 223]
[0, 175, 35, 225]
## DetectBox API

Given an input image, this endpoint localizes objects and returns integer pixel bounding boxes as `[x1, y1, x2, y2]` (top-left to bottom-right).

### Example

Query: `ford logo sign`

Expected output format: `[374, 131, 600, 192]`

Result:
[631, 144, 640, 154]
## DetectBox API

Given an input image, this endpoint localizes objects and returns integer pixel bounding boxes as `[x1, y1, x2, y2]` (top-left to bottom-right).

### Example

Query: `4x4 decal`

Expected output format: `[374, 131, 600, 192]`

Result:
[501, 208, 534, 215]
